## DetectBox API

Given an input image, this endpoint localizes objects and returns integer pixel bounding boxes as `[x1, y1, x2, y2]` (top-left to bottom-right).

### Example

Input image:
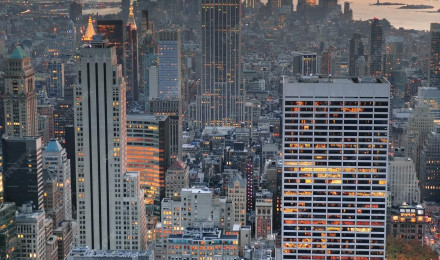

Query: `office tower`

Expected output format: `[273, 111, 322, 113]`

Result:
[344, 1, 353, 20]
[0, 203, 17, 259]
[282, 77, 390, 259]
[370, 18, 384, 76]
[43, 170, 63, 225]
[402, 106, 434, 175]
[429, 23, 440, 88]
[388, 157, 420, 206]
[292, 52, 318, 76]
[245, 157, 254, 212]
[96, 20, 125, 74]
[228, 173, 246, 226]
[165, 159, 189, 199]
[265, 160, 282, 232]
[75, 37, 146, 250]
[121, 0, 130, 24]
[38, 115, 50, 146]
[53, 221, 75, 260]
[196, 0, 243, 127]
[81, 16, 96, 43]
[148, 99, 181, 163]
[140, 31, 158, 108]
[141, 10, 149, 37]
[126, 114, 170, 209]
[180, 188, 215, 228]
[43, 139, 72, 220]
[158, 29, 181, 100]
[53, 101, 74, 141]
[69, 1, 82, 22]
[47, 60, 65, 98]
[383, 37, 403, 78]
[16, 209, 46, 259]
[419, 130, 440, 202]
[320, 48, 336, 76]
[255, 190, 273, 239]
[349, 33, 366, 77]
[125, 4, 139, 103]
[4, 46, 37, 138]
[38, 105, 55, 140]
[2, 137, 44, 210]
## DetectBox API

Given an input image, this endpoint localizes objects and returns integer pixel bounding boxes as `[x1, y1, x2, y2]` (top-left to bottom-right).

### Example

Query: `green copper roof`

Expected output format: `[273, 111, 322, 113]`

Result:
[10, 46, 28, 59]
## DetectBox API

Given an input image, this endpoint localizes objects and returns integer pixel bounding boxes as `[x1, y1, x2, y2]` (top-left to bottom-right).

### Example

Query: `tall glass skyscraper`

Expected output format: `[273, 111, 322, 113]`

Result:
[196, 0, 244, 127]
[282, 77, 389, 259]
[158, 30, 181, 100]
[370, 18, 383, 77]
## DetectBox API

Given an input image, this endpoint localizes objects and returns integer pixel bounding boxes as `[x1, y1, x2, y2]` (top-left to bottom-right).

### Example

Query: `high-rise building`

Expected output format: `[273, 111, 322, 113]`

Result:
[158, 29, 181, 100]
[69, 1, 82, 22]
[419, 130, 440, 202]
[4, 46, 37, 138]
[292, 52, 318, 76]
[349, 33, 366, 77]
[228, 173, 246, 226]
[96, 20, 125, 75]
[43, 139, 72, 221]
[75, 36, 145, 250]
[43, 170, 63, 225]
[370, 18, 384, 76]
[245, 0, 255, 8]
[121, 0, 130, 24]
[148, 99, 181, 163]
[388, 157, 420, 206]
[125, 4, 139, 103]
[47, 60, 65, 98]
[16, 209, 46, 260]
[126, 114, 170, 209]
[429, 23, 440, 88]
[165, 159, 189, 199]
[255, 190, 272, 239]
[282, 77, 390, 259]
[196, 0, 243, 127]
[2, 137, 44, 210]
[0, 203, 17, 259]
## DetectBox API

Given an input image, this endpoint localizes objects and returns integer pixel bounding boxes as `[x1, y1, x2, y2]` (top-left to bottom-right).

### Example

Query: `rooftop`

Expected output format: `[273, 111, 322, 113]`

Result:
[44, 139, 63, 153]
[10, 46, 28, 59]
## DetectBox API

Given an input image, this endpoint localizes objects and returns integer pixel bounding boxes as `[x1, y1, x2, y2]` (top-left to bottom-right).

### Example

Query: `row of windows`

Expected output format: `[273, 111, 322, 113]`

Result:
[285, 101, 389, 106]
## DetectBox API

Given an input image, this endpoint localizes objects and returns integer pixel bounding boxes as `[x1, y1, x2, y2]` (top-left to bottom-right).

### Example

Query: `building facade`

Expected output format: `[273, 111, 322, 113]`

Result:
[196, 0, 244, 127]
[429, 23, 440, 88]
[4, 46, 38, 138]
[282, 77, 389, 259]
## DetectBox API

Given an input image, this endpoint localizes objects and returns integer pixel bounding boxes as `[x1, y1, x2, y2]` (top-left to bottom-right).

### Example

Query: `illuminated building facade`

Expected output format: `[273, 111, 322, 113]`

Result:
[126, 114, 170, 208]
[255, 190, 273, 239]
[196, 0, 244, 127]
[292, 52, 318, 76]
[228, 173, 247, 226]
[390, 204, 430, 242]
[282, 77, 390, 259]
[0, 203, 17, 259]
[429, 23, 440, 88]
[4, 46, 38, 138]
[419, 130, 440, 202]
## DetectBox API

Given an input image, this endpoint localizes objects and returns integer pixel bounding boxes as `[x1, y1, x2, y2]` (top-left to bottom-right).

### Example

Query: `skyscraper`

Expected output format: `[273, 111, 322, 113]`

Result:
[282, 77, 389, 259]
[370, 18, 383, 76]
[196, 0, 243, 127]
[158, 29, 181, 100]
[125, 4, 139, 103]
[47, 60, 65, 98]
[349, 33, 366, 77]
[429, 23, 440, 88]
[75, 36, 146, 250]
[4, 46, 37, 138]
[2, 137, 44, 210]
[96, 20, 125, 71]
[42, 139, 72, 221]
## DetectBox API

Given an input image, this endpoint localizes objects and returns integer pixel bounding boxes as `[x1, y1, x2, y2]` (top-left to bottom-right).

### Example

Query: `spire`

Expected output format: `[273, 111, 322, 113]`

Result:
[82, 16, 96, 42]
[127, 4, 137, 29]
